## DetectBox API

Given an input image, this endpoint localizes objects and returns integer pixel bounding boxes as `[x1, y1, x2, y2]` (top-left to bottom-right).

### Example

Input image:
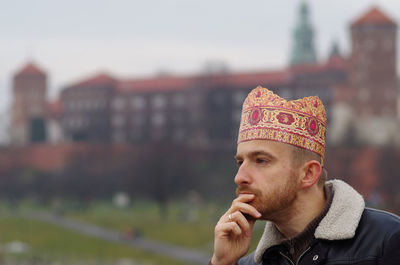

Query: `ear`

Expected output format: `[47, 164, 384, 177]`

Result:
[299, 160, 322, 189]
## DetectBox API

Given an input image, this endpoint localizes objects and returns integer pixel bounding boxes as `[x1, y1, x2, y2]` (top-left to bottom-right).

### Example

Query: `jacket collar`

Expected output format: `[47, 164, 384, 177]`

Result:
[254, 179, 365, 264]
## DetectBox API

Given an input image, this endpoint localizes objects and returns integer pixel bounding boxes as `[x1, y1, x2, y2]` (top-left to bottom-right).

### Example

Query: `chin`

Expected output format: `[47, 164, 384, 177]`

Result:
[249, 201, 263, 213]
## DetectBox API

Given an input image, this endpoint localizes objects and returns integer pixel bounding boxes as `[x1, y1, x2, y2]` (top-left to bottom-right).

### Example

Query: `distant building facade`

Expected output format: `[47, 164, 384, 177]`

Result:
[10, 63, 48, 145]
[60, 74, 115, 142]
[9, 4, 399, 148]
[332, 6, 399, 146]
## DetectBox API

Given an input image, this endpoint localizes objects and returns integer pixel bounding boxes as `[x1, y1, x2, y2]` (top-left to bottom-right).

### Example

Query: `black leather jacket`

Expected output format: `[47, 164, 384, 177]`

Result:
[238, 207, 400, 265]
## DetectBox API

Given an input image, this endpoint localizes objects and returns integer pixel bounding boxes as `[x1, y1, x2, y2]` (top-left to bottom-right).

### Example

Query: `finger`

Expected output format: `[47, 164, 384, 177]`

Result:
[233, 193, 256, 203]
[232, 194, 261, 218]
[230, 211, 252, 237]
[230, 201, 261, 219]
[218, 221, 242, 237]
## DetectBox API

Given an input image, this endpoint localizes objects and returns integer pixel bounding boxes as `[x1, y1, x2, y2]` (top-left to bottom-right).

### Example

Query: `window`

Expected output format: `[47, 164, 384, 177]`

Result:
[112, 97, 125, 110]
[92, 100, 102, 109]
[112, 114, 126, 127]
[68, 117, 83, 128]
[173, 93, 185, 108]
[131, 96, 146, 110]
[151, 112, 165, 127]
[132, 115, 145, 126]
[152, 94, 166, 109]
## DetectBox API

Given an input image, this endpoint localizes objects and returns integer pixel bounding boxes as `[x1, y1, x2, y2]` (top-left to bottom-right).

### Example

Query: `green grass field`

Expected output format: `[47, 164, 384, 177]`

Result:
[66, 201, 216, 250]
[65, 200, 266, 252]
[0, 200, 266, 264]
[0, 214, 191, 265]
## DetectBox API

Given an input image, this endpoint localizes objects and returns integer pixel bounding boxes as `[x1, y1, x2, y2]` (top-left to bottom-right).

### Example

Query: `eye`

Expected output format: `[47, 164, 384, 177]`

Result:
[236, 160, 243, 167]
[256, 158, 269, 164]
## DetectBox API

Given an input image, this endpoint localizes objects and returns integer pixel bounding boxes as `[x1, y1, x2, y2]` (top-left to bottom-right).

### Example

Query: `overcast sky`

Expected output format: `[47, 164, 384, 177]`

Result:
[1, 0, 399, 114]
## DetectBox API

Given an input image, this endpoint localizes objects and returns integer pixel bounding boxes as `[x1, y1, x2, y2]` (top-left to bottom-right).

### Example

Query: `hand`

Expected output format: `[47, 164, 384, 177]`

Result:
[211, 194, 261, 265]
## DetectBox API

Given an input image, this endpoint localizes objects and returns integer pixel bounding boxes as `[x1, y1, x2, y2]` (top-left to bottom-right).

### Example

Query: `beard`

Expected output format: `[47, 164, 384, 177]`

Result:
[236, 172, 299, 222]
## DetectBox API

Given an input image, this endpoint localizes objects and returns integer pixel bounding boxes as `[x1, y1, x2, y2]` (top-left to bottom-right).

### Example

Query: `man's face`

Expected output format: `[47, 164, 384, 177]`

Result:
[234, 140, 300, 221]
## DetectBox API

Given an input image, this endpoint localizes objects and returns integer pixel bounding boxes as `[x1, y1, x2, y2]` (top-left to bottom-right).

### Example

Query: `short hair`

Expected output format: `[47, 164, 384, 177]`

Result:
[289, 145, 327, 188]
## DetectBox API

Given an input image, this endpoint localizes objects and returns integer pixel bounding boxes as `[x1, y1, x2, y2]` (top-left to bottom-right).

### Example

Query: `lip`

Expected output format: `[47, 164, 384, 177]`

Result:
[238, 192, 254, 196]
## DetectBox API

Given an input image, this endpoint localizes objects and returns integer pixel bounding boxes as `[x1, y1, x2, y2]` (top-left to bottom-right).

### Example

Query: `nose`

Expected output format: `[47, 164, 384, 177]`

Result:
[234, 162, 252, 186]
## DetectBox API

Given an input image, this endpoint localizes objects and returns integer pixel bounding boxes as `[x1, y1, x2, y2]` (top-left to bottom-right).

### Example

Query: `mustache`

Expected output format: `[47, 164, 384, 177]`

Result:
[235, 186, 261, 197]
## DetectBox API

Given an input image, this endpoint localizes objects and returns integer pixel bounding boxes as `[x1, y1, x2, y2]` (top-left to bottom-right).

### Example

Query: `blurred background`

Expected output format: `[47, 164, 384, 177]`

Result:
[0, 0, 399, 264]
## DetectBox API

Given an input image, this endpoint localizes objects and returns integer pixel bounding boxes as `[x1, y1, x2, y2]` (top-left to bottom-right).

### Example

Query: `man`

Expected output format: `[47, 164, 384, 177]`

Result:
[210, 86, 400, 265]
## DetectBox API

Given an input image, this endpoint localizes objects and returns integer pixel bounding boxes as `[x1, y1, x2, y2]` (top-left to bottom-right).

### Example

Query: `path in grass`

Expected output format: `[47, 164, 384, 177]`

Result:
[27, 212, 210, 265]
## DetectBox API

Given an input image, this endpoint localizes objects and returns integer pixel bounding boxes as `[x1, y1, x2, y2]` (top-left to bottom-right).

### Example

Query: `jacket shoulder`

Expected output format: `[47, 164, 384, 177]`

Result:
[355, 208, 400, 255]
[361, 208, 400, 233]
[362, 208, 400, 264]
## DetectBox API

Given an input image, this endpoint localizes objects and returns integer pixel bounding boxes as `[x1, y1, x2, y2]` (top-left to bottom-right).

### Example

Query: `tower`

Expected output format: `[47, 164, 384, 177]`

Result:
[349, 6, 397, 117]
[11, 61, 48, 145]
[290, 1, 317, 66]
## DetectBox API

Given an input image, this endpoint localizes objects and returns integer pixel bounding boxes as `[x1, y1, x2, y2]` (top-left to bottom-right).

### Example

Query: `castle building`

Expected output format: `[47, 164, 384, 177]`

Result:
[10, 62, 48, 145]
[60, 73, 115, 142]
[349, 6, 397, 118]
[331, 6, 399, 146]
[9, 4, 399, 148]
[290, 1, 317, 66]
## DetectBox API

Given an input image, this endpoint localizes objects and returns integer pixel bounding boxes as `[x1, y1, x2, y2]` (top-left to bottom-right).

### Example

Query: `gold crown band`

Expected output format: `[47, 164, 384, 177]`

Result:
[238, 86, 327, 162]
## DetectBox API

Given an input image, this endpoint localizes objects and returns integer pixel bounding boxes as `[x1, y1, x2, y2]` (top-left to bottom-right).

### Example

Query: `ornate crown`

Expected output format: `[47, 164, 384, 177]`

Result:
[238, 86, 327, 162]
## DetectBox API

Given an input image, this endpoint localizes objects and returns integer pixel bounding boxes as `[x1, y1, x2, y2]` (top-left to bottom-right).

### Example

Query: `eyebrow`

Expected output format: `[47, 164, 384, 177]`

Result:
[234, 150, 277, 161]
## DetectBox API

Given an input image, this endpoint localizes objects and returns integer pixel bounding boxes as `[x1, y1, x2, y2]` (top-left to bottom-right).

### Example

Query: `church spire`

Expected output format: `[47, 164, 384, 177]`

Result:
[290, 1, 317, 66]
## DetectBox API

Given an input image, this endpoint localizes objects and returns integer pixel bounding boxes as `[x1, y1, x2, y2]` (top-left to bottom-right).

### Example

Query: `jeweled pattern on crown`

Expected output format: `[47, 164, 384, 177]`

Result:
[243, 86, 327, 125]
[238, 86, 327, 160]
[239, 108, 325, 146]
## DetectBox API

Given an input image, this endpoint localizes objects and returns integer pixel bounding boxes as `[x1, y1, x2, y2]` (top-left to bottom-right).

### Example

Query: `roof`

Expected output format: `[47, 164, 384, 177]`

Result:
[325, 54, 348, 70]
[15, 62, 46, 76]
[213, 70, 290, 88]
[289, 56, 348, 75]
[352, 6, 396, 27]
[117, 75, 194, 93]
[117, 70, 290, 93]
[67, 72, 116, 89]
[68, 61, 345, 95]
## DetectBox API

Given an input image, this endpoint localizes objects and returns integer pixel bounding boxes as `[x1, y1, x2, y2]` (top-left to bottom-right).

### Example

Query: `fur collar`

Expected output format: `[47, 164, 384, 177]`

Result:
[254, 179, 365, 264]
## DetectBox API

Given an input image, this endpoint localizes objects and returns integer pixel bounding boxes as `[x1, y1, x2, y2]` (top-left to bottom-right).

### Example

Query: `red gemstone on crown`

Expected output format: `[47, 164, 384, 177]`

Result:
[249, 108, 263, 125]
[306, 117, 319, 136]
[252, 111, 259, 120]
[310, 121, 316, 130]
